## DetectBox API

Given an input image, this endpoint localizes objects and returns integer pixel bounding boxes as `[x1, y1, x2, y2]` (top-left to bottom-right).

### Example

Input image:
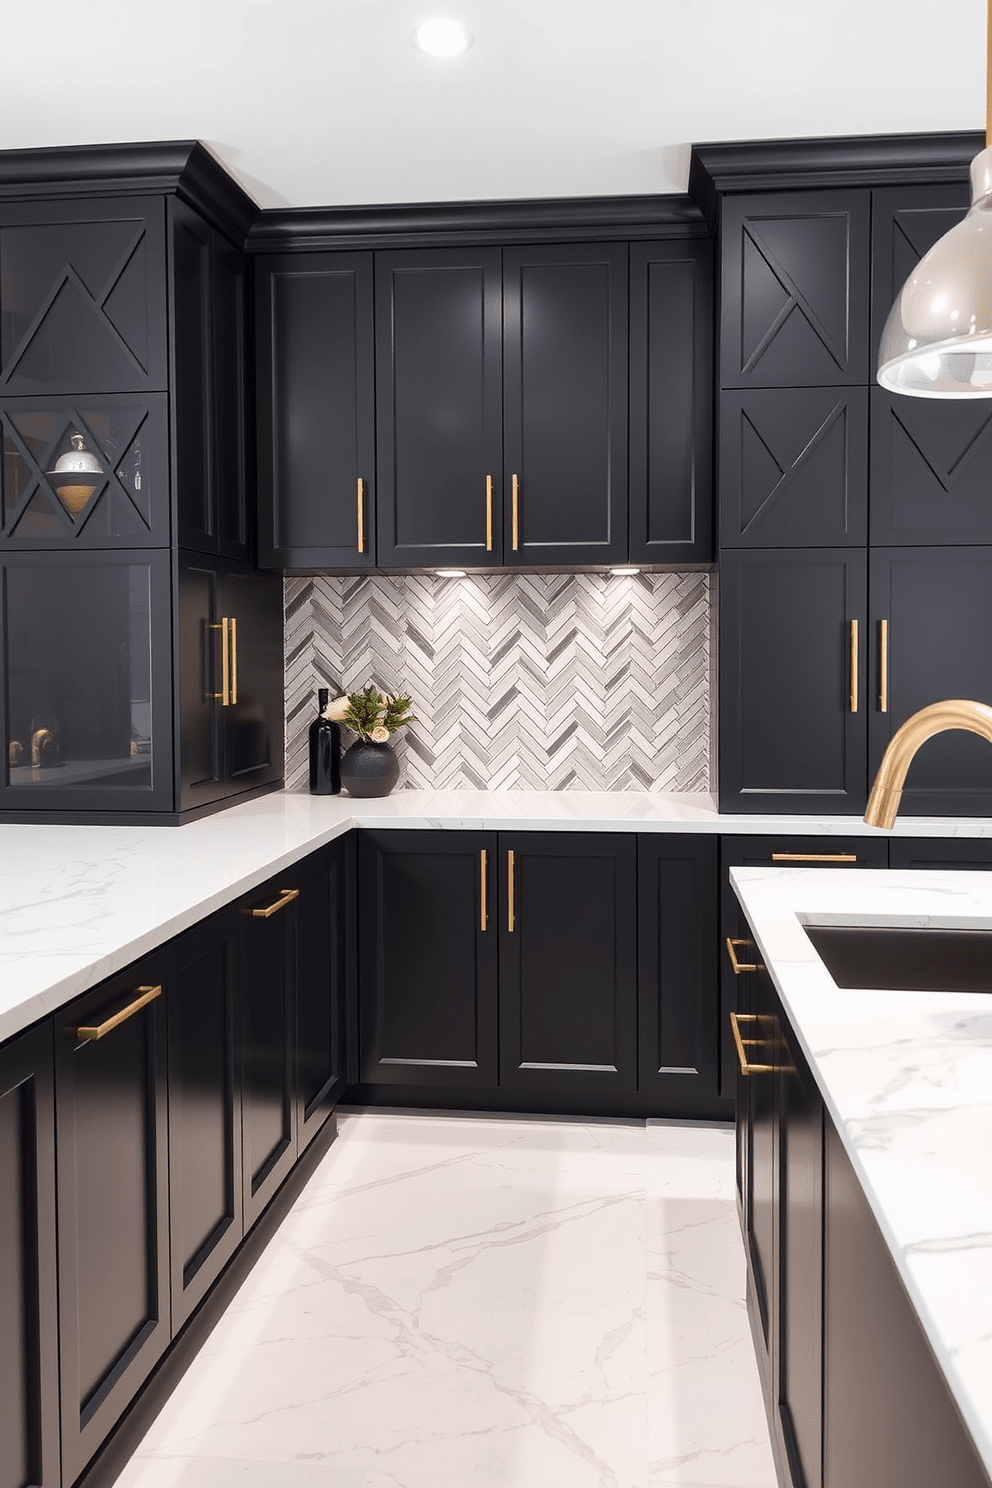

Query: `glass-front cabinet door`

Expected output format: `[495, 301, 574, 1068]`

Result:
[1, 550, 174, 813]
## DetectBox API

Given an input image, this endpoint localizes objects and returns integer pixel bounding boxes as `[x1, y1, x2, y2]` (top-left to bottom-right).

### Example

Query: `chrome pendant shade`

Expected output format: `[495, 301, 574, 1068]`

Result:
[877, 147, 992, 397]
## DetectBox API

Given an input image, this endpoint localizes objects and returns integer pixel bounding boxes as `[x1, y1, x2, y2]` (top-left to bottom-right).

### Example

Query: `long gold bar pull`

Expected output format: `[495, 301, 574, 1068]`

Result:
[480, 850, 489, 931]
[879, 618, 889, 713]
[771, 852, 858, 864]
[849, 619, 859, 713]
[228, 616, 238, 706]
[74, 985, 162, 1042]
[507, 849, 516, 932]
[725, 936, 759, 975]
[207, 618, 231, 704]
[511, 474, 520, 551]
[357, 477, 365, 554]
[485, 475, 494, 552]
[251, 888, 300, 918]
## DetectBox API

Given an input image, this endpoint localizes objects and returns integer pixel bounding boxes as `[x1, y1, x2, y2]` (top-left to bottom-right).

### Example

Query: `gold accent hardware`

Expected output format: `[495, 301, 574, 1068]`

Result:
[485, 475, 493, 552]
[30, 727, 54, 768]
[508, 849, 516, 932]
[209, 618, 231, 705]
[480, 850, 489, 931]
[849, 619, 859, 713]
[730, 1011, 783, 1076]
[771, 852, 858, 864]
[879, 618, 889, 713]
[511, 474, 520, 551]
[357, 477, 365, 554]
[74, 984, 162, 1041]
[250, 888, 300, 918]
[865, 699, 992, 829]
[725, 936, 759, 975]
[228, 616, 238, 706]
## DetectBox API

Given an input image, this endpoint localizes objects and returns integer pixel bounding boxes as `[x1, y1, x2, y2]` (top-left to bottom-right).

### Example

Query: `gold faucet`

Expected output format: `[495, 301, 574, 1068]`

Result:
[864, 699, 992, 829]
[30, 726, 54, 768]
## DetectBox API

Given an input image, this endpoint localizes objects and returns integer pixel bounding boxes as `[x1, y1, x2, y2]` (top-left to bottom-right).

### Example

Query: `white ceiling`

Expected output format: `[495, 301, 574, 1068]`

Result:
[3, 0, 986, 209]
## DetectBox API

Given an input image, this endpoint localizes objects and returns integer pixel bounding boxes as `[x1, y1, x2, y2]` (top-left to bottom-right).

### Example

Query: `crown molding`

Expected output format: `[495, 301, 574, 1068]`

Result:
[246, 193, 708, 253]
[689, 130, 984, 225]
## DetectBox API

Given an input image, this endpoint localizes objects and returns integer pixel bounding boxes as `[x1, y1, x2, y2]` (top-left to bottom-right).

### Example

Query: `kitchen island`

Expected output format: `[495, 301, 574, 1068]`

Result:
[732, 865, 992, 1486]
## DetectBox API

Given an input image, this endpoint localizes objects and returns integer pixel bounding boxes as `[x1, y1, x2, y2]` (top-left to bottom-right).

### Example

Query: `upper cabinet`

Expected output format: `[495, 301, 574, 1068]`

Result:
[255, 252, 376, 569]
[719, 190, 871, 388]
[254, 208, 713, 571]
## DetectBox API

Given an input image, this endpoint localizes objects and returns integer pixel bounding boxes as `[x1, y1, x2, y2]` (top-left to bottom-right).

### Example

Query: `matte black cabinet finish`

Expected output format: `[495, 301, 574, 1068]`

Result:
[503, 244, 628, 566]
[628, 239, 713, 564]
[178, 554, 284, 817]
[240, 877, 296, 1229]
[172, 200, 250, 563]
[55, 954, 170, 1486]
[255, 252, 375, 569]
[869, 390, 992, 546]
[636, 836, 721, 1115]
[375, 248, 502, 568]
[166, 908, 243, 1331]
[719, 388, 868, 548]
[869, 547, 992, 818]
[719, 548, 868, 814]
[295, 837, 351, 1148]
[0, 1022, 59, 1488]
[719, 190, 871, 388]
[358, 830, 499, 1088]
[0, 196, 169, 396]
[822, 1121, 990, 1488]
[888, 837, 992, 870]
[499, 832, 637, 1100]
[870, 183, 970, 366]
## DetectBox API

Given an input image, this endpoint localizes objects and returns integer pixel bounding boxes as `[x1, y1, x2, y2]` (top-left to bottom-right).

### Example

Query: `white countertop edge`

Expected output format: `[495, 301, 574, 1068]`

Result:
[730, 865, 992, 1475]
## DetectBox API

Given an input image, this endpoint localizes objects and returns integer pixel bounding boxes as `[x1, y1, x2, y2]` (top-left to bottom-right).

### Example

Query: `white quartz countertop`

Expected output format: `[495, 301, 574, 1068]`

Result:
[4, 782, 992, 1047]
[731, 865, 992, 1476]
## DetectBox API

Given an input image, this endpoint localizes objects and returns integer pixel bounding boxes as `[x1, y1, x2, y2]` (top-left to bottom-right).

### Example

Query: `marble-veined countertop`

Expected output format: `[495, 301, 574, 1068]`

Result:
[731, 865, 992, 1476]
[3, 782, 992, 1045]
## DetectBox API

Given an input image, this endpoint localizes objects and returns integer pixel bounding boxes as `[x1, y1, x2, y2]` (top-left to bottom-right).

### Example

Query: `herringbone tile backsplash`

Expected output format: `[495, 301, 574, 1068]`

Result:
[284, 572, 712, 793]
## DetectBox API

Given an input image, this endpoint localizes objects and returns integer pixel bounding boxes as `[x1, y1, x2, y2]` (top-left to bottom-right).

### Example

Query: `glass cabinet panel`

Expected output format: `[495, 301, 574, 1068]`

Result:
[2, 552, 173, 810]
[0, 394, 169, 547]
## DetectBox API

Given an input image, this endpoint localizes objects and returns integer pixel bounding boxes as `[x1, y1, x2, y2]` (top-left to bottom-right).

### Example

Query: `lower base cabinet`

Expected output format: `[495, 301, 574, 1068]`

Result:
[0, 1022, 59, 1488]
[736, 960, 991, 1488]
[358, 829, 728, 1118]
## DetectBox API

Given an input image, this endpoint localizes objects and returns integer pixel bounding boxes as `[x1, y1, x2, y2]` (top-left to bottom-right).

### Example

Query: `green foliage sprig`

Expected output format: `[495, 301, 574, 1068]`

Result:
[338, 685, 415, 743]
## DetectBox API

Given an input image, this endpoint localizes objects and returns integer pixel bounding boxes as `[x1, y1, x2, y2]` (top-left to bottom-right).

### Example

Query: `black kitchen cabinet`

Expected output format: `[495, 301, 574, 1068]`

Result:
[888, 838, 992, 869]
[869, 547, 992, 818]
[719, 190, 871, 389]
[255, 252, 375, 569]
[55, 954, 170, 1485]
[178, 553, 284, 817]
[499, 832, 637, 1101]
[719, 548, 868, 814]
[375, 247, 502, 568]
[0, 1021, 59, 1488]
[172, 200, 250, 563]
[637, 836, 726, 1117]
[735, 962, 778, 1363]
[870, 183, 971, 366]
[719, 388, 869, 548]
[870, 390, 992, 547]
[166, 907, 243, 1330]
[358, 829, 499, 1089]
[240, 877, 297, 1229]
[296, 836, 352, 1148]
[503, 243, 628, 566]
[628, 239, 713, 564]
[822, 1120, 989, 1488]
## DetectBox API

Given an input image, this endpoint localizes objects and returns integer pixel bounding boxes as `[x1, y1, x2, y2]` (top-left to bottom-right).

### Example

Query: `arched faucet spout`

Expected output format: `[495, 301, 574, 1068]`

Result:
[864, 699, 992, 829]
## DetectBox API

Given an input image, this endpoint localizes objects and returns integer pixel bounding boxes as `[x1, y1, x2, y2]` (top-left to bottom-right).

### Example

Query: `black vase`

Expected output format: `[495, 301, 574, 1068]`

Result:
[340, 739, 400, 797]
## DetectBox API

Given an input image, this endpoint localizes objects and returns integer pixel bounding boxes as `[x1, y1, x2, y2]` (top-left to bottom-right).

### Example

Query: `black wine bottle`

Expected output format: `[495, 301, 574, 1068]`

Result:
[308, 687, 341, 795]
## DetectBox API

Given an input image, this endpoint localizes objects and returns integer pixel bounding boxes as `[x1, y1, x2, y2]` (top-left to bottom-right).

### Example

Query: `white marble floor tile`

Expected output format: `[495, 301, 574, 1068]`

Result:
[119, 1112, 775, 1488]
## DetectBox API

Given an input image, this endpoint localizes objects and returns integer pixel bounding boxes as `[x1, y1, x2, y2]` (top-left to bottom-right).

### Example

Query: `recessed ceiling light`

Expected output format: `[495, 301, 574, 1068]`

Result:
[412, 18, 474, 57]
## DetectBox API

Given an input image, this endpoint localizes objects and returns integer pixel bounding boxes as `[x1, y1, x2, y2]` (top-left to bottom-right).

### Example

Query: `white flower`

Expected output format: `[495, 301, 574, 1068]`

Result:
[370, 725, 390, 744]
[323, 696, 350, 722]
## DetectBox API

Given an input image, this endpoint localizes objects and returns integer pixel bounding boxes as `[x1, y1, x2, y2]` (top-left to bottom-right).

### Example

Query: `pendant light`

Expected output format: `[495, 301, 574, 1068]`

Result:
[877, 0, 992, 397]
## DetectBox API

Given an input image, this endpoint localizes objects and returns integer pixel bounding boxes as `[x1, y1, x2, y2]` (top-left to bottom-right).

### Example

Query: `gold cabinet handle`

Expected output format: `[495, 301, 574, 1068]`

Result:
[357, 477, 365, 554]
[485, 475, 494, 552]
[250, 887, 300, 919]
[507, 849, 516, 932]
[228, 616, 238, 706]
[771, 852, 858, 864]
[208, 617, 231, 705]
[73, 984, 162, 1042]
[480, 849, 489, 931]
[729, 1011, 780, 1076]
[725, 936, 759, 975]
[879, 618, 889, 713]
[511, 473, 520, 551]
[849, 618, 858, 713]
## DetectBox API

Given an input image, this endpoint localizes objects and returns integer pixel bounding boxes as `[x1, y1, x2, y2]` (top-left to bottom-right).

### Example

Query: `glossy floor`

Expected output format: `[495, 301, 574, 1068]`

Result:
[117, 1113, 776, 1488]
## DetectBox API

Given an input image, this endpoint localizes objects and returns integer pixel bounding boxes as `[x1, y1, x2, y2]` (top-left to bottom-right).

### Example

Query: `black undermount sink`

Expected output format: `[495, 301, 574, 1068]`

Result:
[803, 923, 992, 993]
